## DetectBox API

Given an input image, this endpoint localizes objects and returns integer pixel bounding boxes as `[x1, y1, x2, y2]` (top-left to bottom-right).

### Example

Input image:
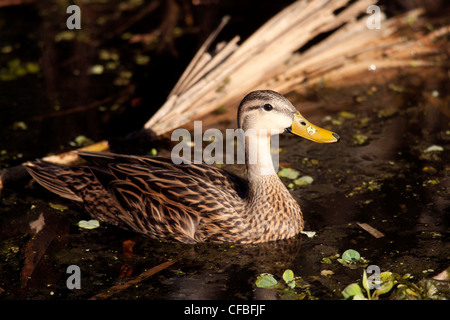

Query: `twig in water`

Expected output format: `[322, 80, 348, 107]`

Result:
[88, 259, 177, 300]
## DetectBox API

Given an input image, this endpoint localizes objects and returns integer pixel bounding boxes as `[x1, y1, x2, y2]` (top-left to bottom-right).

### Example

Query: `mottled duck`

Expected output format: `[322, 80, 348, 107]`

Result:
[24, 90, 339, 244]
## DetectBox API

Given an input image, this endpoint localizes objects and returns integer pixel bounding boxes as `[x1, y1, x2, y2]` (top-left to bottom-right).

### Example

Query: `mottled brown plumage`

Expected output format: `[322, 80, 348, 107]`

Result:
[24, 90, 339, 244]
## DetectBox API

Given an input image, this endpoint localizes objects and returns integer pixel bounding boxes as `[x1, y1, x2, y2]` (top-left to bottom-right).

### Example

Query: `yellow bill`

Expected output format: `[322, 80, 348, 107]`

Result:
[287, 111, 340, 143]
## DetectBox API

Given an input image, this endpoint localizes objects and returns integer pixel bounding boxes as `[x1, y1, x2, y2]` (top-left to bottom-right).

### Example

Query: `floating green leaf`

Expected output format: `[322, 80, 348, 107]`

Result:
[255, 273, 278, 289]
[373, 280, 395, 298]
[282, 269, 295, 288]
[380, 271, 395, 282]
[1, 58, 41, 81]
[135, 54, 150, 65]
[341, 249, 360, 262]
[25, 62, 40, 74]
[353, 133, 369, 145]
[78, 220, 100, 230]
[371, 271, 396, 298]
[293, 175, 314, 186]
[282, 269, 294, 283]
[49, 202, 69, 212]
[69, 135, 94, 147]
[278, 167, 300, 180]
[55, 30, 76, 42]
[342, 283, 366, 300]
[338, 249, 367, 269]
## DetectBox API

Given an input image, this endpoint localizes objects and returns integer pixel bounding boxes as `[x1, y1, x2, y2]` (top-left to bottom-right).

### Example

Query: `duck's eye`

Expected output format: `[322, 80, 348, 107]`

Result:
[263, 104, 273, 111]
[300, 120, 306, 126]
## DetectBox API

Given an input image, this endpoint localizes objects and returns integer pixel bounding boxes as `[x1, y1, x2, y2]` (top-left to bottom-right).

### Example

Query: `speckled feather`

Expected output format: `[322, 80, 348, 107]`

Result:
[25, 153, 303, 243]
[24, 91, 305, 244]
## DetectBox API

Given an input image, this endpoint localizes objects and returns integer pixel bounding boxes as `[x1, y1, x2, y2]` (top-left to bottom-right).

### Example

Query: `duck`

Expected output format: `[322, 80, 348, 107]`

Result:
[24, 90, 339, 244]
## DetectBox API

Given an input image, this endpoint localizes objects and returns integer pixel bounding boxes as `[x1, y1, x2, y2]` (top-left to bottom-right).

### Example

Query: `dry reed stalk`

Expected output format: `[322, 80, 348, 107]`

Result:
[144, 0, 376, 134]
[144, 0, 448, 136]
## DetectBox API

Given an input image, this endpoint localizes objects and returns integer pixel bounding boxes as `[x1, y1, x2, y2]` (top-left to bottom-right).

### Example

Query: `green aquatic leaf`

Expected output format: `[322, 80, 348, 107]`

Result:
[380, 271, 395, 282]
[373, 280, 395, 298]
[25, 62, 40, 74]
[255, 273, 278, 289]
[282, 269, 295, 288]
[342, 283, 365, 300]
[55, 30, 76, 42]
[341, 249, 361, 262]
[282, 269, 294, 283]
[1, 59, 40, 81]
[353, 133, 369, 145]
[352, 293, 368, 300]
[78, 220, 100, 230]
[70, 135, 94, 147]
[338, 249, 366, 269]
[371, 271, 396, 298]
[49, 202, 69, 212]
[293, 175, 314, 186]
[278, 168, 300, 180]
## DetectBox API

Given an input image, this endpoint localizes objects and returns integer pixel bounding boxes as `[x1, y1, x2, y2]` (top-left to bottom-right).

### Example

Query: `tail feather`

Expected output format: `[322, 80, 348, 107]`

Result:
[23, 159, 125, 227]
[24, 161, 83, 202]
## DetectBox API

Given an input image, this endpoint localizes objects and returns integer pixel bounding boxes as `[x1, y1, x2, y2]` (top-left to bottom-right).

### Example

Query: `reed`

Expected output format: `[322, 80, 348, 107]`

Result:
[143, 0, 448, 136]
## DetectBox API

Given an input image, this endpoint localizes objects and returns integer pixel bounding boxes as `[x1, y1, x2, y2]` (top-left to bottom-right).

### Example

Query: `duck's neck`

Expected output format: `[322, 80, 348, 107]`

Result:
[244, 131, 277, 187]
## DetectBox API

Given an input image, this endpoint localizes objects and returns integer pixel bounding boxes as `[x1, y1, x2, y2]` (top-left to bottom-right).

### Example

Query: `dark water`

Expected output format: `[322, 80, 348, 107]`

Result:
[0, 1, 449, 300]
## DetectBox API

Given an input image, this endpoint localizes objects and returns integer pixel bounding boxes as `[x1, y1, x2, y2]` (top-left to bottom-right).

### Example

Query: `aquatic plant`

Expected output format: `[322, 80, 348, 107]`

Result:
[255, 269, 313, 300]
[342, 270, 449, 300]
[337, 249, 368, 269]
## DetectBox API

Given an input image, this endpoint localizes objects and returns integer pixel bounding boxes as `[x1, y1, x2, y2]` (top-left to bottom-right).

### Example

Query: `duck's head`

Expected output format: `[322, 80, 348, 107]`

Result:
[237, 90, 340, 143]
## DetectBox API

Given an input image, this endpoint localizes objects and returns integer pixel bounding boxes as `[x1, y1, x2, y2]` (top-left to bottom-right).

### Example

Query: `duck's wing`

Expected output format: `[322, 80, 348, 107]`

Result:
[78, 151, 248, 199]
[25, 152, 249, 243]
[101, 162, 248, 242]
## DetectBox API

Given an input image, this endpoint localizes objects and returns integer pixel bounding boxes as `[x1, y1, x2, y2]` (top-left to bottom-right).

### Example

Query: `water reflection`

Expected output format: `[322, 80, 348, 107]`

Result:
[162, 238, 302, 299]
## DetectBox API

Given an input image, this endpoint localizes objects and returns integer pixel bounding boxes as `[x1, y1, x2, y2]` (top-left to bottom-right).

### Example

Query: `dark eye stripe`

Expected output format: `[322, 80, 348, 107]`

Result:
[244, 106, 260, 112]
